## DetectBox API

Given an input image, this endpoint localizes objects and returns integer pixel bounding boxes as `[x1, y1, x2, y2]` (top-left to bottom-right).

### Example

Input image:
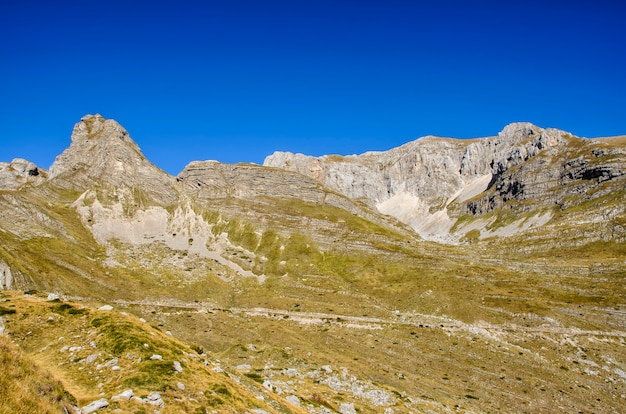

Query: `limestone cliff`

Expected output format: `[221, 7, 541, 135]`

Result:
[48, 114, 179, 206]
[265, 123, 626, 242]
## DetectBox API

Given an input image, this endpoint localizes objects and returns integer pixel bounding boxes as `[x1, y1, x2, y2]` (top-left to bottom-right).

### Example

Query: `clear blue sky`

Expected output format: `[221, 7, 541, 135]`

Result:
[1, 0, 625, 175]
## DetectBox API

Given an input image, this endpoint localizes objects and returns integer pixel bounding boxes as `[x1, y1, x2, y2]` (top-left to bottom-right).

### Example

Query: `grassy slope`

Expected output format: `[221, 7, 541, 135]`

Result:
[0, 333, 76, 414]
[0, 154, 624, 412]
[0, 291, 305, 413]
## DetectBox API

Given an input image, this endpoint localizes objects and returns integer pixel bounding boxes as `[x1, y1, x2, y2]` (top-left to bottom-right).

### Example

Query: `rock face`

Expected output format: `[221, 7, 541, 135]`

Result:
[48, 114, 178, 206]
[0, 260, 12, 289]
[176, 160, 389, 226]
[0, 158, 46, 190]
[81, 398, 108, 413]
[265, 123, 626, 242]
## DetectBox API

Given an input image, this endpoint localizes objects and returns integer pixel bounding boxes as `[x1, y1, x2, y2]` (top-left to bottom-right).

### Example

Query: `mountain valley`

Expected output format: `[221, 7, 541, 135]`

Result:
[0, 114, 624, 413]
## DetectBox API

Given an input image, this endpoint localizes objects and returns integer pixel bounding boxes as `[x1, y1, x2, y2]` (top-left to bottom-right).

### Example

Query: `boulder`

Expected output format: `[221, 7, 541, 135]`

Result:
[81, 398, 108, 413]
[339, 402, 357, 414]
[173, 360, 183, 373]
[144, 391, 165, 407]
[111, 389, 134, 401]
[285, 395, 300, 406]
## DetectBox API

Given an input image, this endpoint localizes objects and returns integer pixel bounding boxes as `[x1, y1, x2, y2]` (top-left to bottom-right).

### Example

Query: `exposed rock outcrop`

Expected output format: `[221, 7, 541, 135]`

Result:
[176, 160, 391, 226]
[81, 398, 108, 413]
[48, 114, 179, 206]
[0, 260, 12, 289]
[0, 158, 46, 190]
[265, 123, 626, 242]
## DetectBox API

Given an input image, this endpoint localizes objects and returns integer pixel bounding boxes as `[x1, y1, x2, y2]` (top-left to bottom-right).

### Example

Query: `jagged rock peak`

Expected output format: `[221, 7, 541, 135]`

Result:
[497, 122, 543, 141]
[49, 114, 146, 180]
[48, 115, 178, 205]
[70, 114, 137, 147]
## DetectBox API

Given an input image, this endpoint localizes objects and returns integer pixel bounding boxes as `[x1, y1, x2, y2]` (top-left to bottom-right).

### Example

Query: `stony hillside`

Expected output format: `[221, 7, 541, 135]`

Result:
[0, 114, 625, 413]
[0, 290, 305, 413]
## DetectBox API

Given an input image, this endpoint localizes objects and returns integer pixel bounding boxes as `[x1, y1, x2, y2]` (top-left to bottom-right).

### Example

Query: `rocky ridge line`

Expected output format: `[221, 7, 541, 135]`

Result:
[264, 123, 626, 242]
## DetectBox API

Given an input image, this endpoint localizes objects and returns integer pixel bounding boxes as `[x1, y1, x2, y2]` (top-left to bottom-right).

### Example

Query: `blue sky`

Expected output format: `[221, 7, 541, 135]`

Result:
[1, 0, 625, 175]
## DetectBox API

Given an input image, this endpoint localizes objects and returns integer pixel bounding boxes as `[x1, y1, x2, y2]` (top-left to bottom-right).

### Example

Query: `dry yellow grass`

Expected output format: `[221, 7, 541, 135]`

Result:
[0, 334, 76, 413]
[0, 291, 307, 414]
[594, 135, 626, 145]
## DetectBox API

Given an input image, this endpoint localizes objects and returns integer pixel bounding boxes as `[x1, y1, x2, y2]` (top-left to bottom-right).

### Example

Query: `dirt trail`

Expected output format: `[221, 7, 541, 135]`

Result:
[68, 296, 626, 339]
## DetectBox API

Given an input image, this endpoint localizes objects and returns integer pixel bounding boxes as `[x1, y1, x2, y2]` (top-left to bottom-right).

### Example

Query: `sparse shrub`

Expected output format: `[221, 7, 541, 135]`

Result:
[213, 384, 231, 396]
[68, 307, 88, 315]
[191, 344, 204, 355]
[0, 307, 16, 315]
[245, 372, 264, 383]
[309, 392, 330, 407]
[51, 303, 86, 315]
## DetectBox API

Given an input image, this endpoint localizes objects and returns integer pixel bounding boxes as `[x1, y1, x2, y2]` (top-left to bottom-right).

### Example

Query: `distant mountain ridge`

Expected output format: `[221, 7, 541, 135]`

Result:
[265, 122, 626, 243]
[3, 114, 625, 246]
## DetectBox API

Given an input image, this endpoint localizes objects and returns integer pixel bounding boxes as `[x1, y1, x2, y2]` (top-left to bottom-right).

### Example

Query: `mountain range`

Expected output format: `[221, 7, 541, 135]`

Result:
[0, 114, 624, 413]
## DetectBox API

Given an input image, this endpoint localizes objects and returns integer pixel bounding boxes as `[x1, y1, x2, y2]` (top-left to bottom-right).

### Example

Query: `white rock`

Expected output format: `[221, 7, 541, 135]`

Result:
[85, 353, 99, 364]
[111, 389, 134, 401]
[47, 293, 60, 301]
[144, 391, 165, 407]
[82, 398, 109, 413]
[285, 395, 300, 406]
[339, 402, 357, 414]
[104, 358, 119, 367]
[173, 360, 183, 373]
[0, 159, 45, 191]
[98, 305, 113, 311]
[176, 382, 186, 390]
[0, 260, 12, 290]
[150, 354, 163, 360]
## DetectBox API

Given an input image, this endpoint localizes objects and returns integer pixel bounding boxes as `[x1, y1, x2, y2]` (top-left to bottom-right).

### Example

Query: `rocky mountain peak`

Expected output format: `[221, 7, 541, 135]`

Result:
[69, 114, 136, 146]
[48, 114, 178, 205]
[497, 122, 542, 142]
[265, 123, 625, 242]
